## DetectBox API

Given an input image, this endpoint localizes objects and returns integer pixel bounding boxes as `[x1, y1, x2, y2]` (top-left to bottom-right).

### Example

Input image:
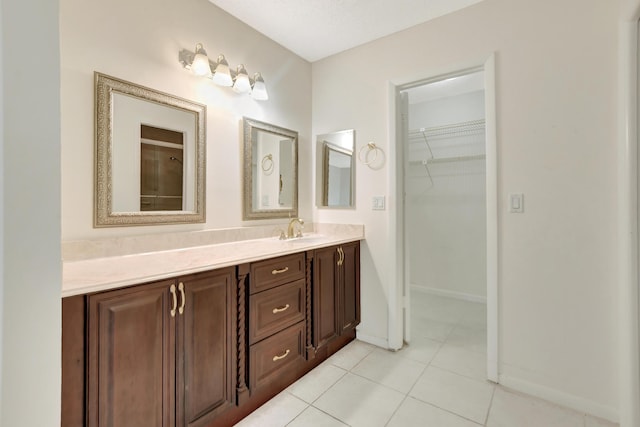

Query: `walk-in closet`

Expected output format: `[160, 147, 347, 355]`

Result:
[403, 71, 488, 376]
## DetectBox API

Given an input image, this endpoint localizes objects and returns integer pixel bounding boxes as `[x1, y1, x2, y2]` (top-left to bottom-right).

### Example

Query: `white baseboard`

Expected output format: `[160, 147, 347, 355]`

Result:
[411, 284, 487, 304]
[355, 331, 390, 350]
[498, 374, 618, 423]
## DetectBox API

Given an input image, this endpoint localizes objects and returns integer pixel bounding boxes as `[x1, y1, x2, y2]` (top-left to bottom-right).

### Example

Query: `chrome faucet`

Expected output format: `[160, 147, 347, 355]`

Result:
[287, 218, 304, 239]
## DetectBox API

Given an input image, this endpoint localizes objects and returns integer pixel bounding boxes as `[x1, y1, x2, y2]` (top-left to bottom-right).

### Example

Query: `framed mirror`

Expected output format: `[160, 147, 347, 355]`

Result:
[243, 117, 298, 220]
[316, 129, 355, 208]
[95, 72, 206, 226]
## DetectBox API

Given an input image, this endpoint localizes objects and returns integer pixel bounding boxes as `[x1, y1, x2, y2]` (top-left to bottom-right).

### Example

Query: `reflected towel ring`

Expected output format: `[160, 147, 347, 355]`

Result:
[358, 142, 382, 166]
[261, 154, 274, 175]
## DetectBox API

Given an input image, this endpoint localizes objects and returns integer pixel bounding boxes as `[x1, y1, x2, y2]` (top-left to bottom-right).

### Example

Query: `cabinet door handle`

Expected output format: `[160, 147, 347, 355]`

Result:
[337, 247, 344, 266]
[170, 284, 177, 317]
[272, 349, 290, 362]
[271, 267, 289, 275]
[178, 282, 186, 315]
[272, 304, 290, 314]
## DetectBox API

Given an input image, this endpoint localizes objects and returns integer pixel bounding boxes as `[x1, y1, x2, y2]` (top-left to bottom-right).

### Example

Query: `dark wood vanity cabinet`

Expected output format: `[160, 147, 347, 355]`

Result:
[83, 267, 236, 427]
[62, 243, 360, 427]
[312, 242, 361, 352]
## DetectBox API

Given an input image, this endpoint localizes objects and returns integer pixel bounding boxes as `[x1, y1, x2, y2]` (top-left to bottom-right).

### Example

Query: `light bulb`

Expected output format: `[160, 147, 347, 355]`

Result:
[233, 64, 251, 94]
[251, 73, 269, 101]
[191, 43, 211, 77]
[211, 54, 233, 87]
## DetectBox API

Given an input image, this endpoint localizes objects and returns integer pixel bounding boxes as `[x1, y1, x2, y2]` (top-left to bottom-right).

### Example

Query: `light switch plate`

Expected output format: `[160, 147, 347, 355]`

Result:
[372, 195, 386, 210]
[509, 193, 524, 213]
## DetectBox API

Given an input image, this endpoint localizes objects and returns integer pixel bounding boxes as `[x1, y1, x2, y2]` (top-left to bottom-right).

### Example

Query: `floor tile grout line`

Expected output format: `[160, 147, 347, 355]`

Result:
[406, 394, 486, 426]
[382, 394, 410, 427]
[282, 400, 312, 427]
[482, 381, 497, 426]
[306, 404, 352, 427]
[295, 364, 348, 406]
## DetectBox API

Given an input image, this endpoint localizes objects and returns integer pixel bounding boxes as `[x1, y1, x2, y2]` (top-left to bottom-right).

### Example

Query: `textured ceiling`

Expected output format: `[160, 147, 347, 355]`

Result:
[208, 0, 485, 62]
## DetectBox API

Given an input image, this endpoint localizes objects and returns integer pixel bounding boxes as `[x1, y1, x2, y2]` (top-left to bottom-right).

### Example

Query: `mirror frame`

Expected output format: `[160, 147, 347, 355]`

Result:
[242, 117, 298, 220]
[94, 72, 206, 227]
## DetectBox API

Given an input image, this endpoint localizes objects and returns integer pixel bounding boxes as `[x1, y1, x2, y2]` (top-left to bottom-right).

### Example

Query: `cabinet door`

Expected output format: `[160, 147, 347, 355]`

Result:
[87, 280, 175, 427]
[339, 242, 361, 333]
[176, 268, 237, 427]
[313, 246, 339, 350]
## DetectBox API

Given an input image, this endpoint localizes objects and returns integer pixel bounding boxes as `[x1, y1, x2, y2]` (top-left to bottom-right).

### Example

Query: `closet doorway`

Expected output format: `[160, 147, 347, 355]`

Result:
[391, 58, 498, 382]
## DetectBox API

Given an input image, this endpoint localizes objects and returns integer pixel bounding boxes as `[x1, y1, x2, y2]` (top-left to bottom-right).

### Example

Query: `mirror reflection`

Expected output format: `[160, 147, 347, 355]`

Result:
[316, 129, 355, 208]
[140, 125, 185, 211]
[95, 72, 206, 226]
[243, 117, 298, 220]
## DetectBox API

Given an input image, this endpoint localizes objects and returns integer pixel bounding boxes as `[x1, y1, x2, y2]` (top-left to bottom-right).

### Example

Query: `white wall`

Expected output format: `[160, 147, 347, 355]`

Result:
[60, 0, 312, 241]
[1, 1, 62, 426]
[407, 91, 486, 299]
[313, 0, 618, 418]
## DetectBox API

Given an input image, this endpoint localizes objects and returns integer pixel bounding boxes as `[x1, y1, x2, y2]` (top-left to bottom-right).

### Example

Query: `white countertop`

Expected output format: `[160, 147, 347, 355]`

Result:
[62, 233, 362, 297]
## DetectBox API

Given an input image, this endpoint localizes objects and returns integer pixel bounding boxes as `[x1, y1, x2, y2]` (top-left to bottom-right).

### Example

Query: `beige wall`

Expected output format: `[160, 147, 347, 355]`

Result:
[60, 0, 312, 241]
[313, 0, 618, 419]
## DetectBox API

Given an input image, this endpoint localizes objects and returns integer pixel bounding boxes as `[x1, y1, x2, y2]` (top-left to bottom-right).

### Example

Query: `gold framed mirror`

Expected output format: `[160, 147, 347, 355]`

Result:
[94, 72, 206, 227]
[242, 117, 298, 220]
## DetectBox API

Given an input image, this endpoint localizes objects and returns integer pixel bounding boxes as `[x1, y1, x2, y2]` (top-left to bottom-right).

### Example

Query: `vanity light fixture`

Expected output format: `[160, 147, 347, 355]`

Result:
[178, 43, 268, 100]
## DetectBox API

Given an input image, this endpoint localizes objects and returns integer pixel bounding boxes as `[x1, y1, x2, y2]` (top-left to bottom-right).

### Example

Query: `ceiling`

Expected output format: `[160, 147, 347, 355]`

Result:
[208, 0, 485, 62]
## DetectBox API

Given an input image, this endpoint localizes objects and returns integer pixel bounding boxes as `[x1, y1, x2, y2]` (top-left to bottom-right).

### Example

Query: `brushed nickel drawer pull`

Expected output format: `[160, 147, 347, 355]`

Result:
[178, 282, 186, 315]
[271, 267, 289, 275]
[169, 284, 177, 317]
[272, 304, 290, 314]
[272, 349, 290, 362]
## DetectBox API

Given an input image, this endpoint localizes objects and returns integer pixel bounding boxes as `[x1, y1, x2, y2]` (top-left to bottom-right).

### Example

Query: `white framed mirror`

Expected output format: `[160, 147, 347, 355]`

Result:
[316, 129, 355, 208]
[94, 72, 206, 227]
[243, 117, 298, 220]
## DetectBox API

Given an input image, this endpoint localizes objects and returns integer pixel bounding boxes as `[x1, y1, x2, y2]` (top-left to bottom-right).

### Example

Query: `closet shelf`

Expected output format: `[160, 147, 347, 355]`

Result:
[408, 119, 486, 190]
[409, 119, 485, 141]
[409, 154, 486, 165]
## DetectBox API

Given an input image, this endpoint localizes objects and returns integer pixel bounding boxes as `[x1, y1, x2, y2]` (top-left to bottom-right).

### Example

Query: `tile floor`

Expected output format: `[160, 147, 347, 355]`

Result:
[235, 292, 618, 427]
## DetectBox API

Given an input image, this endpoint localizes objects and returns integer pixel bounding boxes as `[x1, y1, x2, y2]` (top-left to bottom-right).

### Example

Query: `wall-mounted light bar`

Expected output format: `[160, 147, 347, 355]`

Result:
[178, 43, 268, 101]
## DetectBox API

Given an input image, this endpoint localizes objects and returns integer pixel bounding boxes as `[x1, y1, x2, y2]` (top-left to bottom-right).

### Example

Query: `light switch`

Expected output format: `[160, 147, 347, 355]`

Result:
[509, 193, 524, 213]
[372, 195, 386, 210]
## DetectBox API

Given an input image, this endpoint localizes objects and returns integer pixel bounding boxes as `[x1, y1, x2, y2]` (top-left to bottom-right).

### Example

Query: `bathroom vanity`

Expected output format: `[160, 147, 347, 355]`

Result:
[61, 233, 361, 427]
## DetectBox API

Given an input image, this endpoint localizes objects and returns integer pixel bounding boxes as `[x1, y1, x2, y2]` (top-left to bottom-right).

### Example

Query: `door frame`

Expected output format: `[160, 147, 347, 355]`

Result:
[387, 53, 498, 382]
[619, 2, 640, 426]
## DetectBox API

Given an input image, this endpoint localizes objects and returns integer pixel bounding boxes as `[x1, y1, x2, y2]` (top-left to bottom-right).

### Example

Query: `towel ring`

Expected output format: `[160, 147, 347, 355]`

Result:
[358, 142, 382, 166]
[261, 154, 274, 175]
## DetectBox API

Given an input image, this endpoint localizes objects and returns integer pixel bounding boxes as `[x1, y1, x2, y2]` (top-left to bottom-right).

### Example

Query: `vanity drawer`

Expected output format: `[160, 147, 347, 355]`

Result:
[249, 321, 305, 391]
[250, 253, 305, 294]
[249, 279, 305, 344]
